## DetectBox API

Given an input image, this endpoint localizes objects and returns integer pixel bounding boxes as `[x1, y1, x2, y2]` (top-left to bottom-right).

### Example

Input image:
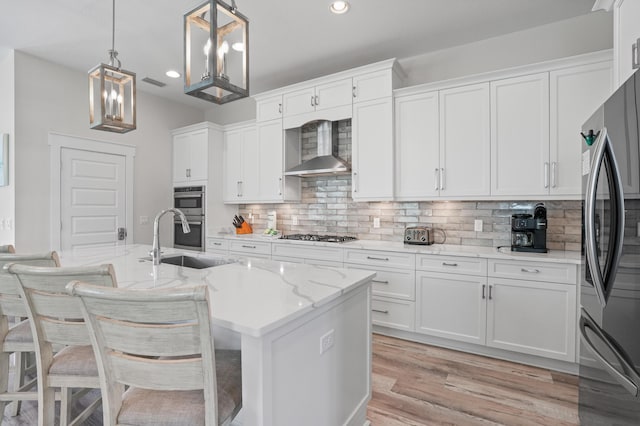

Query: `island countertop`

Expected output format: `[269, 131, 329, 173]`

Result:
[57, 244, 375, 338]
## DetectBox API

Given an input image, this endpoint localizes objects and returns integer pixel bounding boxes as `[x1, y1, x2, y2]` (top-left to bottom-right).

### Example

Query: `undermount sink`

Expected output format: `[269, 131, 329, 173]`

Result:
[142, 255, 237, 269]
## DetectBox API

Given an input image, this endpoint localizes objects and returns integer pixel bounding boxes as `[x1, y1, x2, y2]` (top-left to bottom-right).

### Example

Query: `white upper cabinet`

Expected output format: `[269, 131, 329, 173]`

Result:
[172, 126, 209, 185]
[394, 91, 440, 199]
[491, 73, 550, 197]
[352, 97, 394, 200]
[549, 61, 613, 196]
[256, 94, 283, 122]
[223, 124, 259, 203]
[353, 70, 393, 103]
[440, 83, 491, 197]
[283, 78, 353, 117]
[614, 0, 640, 88]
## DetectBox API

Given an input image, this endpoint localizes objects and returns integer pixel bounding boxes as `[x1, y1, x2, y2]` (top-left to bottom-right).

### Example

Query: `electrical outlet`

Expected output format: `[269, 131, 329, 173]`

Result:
[292, 215, 299, 226]
[6, 218, 11, 230]
[320, 329, 335, 355]
[139, 215, 149, 225]
[474, 219, 483, 232]
[373, 217, 380, 228]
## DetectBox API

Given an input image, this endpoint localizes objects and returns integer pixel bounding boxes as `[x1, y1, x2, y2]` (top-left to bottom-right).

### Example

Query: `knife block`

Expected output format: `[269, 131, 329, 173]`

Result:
[236, 222, 253, 234]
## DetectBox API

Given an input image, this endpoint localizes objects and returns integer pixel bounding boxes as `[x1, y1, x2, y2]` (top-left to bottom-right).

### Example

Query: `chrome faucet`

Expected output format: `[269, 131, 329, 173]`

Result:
[150, 208, 191, 266]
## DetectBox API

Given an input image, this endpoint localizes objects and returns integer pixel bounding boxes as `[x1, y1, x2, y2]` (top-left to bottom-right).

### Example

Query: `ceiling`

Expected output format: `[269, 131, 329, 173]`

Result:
[0, 0, 598, 110]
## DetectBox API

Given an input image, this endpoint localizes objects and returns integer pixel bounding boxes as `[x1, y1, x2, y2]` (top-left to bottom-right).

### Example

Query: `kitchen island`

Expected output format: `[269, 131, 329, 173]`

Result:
[58, 244, 375, 426]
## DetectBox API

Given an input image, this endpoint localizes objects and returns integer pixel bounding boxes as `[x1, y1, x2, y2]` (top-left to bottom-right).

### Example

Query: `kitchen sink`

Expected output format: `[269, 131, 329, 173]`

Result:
[141, 255, 237, 269]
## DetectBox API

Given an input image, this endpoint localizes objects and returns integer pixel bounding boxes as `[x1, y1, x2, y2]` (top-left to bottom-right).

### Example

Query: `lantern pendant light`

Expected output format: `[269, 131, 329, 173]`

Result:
[88, 0, 136, 133]
[184, 0, 249, 104]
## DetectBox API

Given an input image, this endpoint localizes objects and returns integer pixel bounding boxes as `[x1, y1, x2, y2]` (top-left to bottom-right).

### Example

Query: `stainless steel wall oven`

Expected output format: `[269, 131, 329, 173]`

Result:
[173, 186, 205, 251]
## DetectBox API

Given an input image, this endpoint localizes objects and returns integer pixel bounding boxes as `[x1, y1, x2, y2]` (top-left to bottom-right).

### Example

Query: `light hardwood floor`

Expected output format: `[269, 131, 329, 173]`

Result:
[3, 333, 578, 425]
[367, 334, 579, 426]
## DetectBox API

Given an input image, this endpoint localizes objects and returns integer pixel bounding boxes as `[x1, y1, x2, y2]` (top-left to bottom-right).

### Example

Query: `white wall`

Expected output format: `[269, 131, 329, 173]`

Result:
[0, 49, 15, 246]
[399, 12, 612, 87]
[13, 52, 205, 251]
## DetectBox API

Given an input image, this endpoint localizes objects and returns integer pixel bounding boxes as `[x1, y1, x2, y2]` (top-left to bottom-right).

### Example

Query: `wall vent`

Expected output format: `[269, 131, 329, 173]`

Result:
[141, 77, 166, 87]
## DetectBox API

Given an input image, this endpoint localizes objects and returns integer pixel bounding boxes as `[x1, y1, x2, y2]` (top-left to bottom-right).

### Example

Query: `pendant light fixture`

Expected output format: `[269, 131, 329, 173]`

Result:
[184, 0, 249, 104]
[88, 0, 136, 133]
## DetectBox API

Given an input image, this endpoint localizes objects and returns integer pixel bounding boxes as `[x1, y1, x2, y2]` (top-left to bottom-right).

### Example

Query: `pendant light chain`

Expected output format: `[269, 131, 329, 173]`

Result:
[108, 0, 121, 70]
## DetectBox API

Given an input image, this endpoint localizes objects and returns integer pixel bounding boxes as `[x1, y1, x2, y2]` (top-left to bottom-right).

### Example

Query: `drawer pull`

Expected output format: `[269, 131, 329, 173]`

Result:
[442, 262, 458, 267]
[367, 256, 389, 261]
[213, 242, 222, 246]
[372, 309, 389, 314]
[242, 245, 257, 249]
[521, 268, 540, 273]
[372, 279, 389, 284]
[489, 285, 493, 300]
[482, 284, 486, 299]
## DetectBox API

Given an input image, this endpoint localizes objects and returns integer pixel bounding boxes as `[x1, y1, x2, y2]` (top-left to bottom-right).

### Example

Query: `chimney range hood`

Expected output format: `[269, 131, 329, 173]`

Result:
[284, 120, 351, 177]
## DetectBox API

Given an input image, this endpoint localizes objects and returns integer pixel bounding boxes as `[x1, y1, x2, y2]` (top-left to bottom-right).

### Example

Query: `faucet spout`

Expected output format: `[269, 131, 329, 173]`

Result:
[150, 208, 191, 266]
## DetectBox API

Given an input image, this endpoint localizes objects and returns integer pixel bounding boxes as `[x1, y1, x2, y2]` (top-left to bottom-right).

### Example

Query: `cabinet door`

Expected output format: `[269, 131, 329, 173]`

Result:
[614, 0, 640, 87]
[256, 95, 283, 122]
[550, 62, 612, 196]
[173, 133, 191, 184]
[187, 129, 208, 182]
[440, 83, 491, 197]
[395, 91, 440, 199]
[223, 130, 244, 202]
[283, 87, 316, 116]
[491, 73, 549, 197]
[416, 271, 487, 345]
[257, 119, 284, 201]
[314, 78, 352, 111]
[486, 278, 576, 362]
[352, 97, 394, 200]
[353, 70, 392, 102]
[241, 128, 260, 201]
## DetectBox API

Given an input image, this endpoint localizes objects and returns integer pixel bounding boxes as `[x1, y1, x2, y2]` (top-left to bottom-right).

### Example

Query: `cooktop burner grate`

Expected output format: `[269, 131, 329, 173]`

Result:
[280, 234, 357, 243]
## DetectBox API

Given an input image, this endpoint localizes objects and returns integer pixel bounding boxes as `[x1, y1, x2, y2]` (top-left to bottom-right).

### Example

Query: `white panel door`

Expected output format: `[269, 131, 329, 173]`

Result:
[314, 78, 353, 111]
[60, 148, 126, 251]
[439, 83, 491, 197]
[257, 119, 284, 201]
[614, 0, 640, 87]
[395, 91, 440, 199]
[491, 73, 549, 196]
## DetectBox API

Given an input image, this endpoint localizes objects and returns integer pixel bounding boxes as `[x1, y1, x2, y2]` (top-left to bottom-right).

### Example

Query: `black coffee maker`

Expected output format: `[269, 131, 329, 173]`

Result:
[511, 203, 548, 253]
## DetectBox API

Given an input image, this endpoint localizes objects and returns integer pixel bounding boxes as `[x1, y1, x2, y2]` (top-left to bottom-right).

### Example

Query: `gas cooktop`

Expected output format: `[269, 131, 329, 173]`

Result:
[280, 234, 357, 243]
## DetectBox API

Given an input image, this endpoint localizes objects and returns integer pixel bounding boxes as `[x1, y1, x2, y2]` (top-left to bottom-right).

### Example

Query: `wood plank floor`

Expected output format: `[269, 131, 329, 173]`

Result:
[3, 334, 578, 425]
[367, 334, 579, 426]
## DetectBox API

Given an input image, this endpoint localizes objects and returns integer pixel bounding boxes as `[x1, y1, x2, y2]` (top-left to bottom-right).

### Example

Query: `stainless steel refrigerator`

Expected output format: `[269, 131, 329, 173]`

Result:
[580, 69, 640, 424]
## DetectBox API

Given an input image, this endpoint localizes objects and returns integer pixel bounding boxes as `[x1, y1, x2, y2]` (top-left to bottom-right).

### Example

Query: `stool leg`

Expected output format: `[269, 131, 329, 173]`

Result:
[0, 351, 10, 418]
[7, 351, 27, 416]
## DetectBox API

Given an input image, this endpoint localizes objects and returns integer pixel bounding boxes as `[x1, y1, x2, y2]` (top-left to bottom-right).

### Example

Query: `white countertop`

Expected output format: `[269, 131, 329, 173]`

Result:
[210, 233, 582, 265]
[57, 244, 375, 337]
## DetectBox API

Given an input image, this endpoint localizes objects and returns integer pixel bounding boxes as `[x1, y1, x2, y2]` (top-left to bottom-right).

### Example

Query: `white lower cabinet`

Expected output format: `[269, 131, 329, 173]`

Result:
[228, 240, 272, 259]
[371, 297, 415, 332]
[206, 237, 229, 256]
[271, 243, 344, 267]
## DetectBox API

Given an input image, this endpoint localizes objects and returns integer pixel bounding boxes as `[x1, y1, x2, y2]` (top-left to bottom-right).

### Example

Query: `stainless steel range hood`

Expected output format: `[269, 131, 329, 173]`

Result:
[284, 120, 350, 177]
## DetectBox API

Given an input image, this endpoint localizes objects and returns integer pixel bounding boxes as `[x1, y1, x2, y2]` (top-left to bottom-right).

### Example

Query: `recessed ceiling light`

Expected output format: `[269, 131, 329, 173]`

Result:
[165, 70, 181, 79]
[329, 1, 350, 14]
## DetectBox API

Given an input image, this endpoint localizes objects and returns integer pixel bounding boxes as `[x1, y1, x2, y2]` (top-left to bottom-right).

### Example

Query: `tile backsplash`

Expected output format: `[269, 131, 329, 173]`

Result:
[238, 119, 583, 251]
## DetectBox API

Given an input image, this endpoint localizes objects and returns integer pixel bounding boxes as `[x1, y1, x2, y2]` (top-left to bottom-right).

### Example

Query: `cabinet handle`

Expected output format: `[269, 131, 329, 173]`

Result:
[434, 168, 439, 191]
[544, 162, 549, 188]
[213, 242, 222, 246]
[311, 96, 315, 107]
[551, 162, 557, 188]
[278, 177, 283, 196]
[237, 181, 242, 197]
[353, 171, 358, 193]
[633, 40, 640, 70]
[521, 268, 540, 273]
[372, 279, 389, 284]
[278, 103, 282, 114]
[315, 95, 319, 106]
[489, 285, 493, 300]
[440, 168, 445, 190]
[442, 262, 458, 267]
[482, 284, 486, 299]
[367, 256, 389, 261]
[242, 245, 257, 249]
[352, 85, 357, 98]
[372, 309, 389, 314]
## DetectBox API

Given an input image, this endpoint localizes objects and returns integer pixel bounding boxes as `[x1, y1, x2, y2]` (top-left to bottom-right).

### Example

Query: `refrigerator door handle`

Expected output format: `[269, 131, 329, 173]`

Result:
[580, 309, 640, 398]
[585, 127, 625, 307]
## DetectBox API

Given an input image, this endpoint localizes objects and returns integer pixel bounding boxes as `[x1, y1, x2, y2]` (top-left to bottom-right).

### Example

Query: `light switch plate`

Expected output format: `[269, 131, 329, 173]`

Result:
[474, 219, 483, 232]
[373, 217, 380, 228]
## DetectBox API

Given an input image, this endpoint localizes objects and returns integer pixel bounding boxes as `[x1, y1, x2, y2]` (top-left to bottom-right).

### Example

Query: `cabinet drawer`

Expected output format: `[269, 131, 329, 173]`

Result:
[371, 297, 415, 331]
[272, 255, 343, 269]
[207, 238, 229, 251]
[417, 255, 487, 276]
[228, 240, 272, 256]
[488, 259, 577, 284]
[346, 264, 415, 300]
[344, 249, 415, 269]
[271, 243, 343, 263]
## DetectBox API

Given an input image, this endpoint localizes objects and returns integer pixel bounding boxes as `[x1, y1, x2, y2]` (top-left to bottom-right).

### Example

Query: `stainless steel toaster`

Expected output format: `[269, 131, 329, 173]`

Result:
[404, 226, 434, 245]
